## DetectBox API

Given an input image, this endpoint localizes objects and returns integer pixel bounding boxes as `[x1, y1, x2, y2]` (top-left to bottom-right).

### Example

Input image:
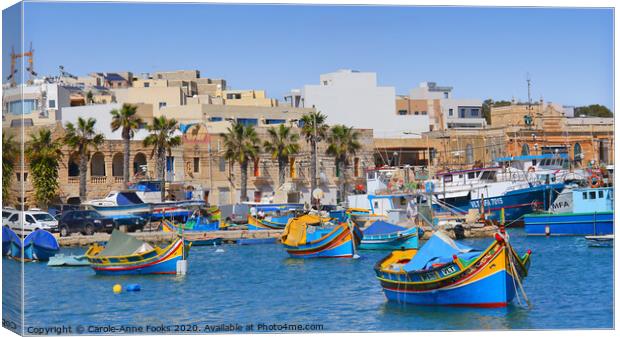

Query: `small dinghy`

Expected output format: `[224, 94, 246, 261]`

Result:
[360, 221, 421, 250]
[585, 234, 614, 247]
[47, 254, 90, 267]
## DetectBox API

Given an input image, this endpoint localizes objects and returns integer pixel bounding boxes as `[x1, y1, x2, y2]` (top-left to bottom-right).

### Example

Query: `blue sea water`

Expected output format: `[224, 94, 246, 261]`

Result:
[2, 229, 614, 333]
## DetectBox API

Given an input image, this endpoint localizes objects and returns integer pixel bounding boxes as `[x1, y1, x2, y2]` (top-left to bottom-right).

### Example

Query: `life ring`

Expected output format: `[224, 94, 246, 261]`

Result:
[589, 175, 603, 188]
[528, 166, 536, 173]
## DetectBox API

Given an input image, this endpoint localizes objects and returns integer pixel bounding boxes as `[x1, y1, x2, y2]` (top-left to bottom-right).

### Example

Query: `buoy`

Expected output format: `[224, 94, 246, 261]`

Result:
[215, 248, 224, 253]
[125, 284, 141, 292]
[113, 284, 122, 294]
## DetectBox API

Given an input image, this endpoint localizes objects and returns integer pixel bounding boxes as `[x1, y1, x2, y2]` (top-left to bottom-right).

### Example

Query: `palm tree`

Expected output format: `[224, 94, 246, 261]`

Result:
[222, 121, 260, 202]
[326, 125, 361, 204]
[26, 129, 63, 208]
[2, 134, 19, 205]
[263, 124, 300, 187]
[64, 117, 105, 200]
[300, 112, 329, 199]
[110, 103, 142, 188]
[143, 116, 181, 202]
[86, 90, 94, 104]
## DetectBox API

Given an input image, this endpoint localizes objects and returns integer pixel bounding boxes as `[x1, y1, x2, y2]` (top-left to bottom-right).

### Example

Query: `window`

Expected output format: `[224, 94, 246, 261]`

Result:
[444, 92, 449, 99]
[449, 108, 453, 116]
[9, 99, 37, 114]
[158, 102, 167, 109]
[33, 213, 55, 221]
[237, 118, 258, 127]
[421, 111, 427, 115]
[471, 108, 479, 116]
[144, 82, 150, 88]
[226, 93, 241, 99]
[414, 111, 419, 115]
[219, 158, 226, 172]
[589, 191, 596, 199]
[48, 100, 56, 108]
[583, 192, 588, 199]
[265, 119, 286, 125]
[598, 190, 604, 198]
[209, 117, 222, 122]
[193, 157, 200, 173]
[398, 110, 408, 115]
[460, 109, 466, 118]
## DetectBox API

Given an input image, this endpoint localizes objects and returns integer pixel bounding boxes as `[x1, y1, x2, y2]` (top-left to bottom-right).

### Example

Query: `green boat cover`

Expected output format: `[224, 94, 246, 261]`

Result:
[98, 230, 153, 257]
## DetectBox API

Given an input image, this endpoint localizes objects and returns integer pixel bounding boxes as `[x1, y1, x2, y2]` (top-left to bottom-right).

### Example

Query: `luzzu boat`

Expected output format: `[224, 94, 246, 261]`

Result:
[359, 221, 420, 250]
[161, 216, 220, 233]
[374, 231, 531, 307]
[85, 230, 190, 275]
[280, 215, 362, 258]
[524, 186, 613, 236]
[247, 214, 292, 230]
[346, 208, 388, 227]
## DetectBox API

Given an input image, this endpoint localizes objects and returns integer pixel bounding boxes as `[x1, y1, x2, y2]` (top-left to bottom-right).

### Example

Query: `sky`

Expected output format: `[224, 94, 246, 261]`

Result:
[3, 2, 614, 109]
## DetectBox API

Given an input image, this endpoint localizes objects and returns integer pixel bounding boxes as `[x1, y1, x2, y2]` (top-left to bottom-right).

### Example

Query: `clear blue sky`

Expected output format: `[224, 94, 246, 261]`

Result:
[4, 3, 614, 109]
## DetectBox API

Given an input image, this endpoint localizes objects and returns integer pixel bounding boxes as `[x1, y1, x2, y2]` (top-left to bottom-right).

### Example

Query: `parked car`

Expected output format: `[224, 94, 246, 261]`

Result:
[58, 210, 146, 236]
[47, 203, 81, 219]
[2, 208, 17, 226]
[5, 210, 59, 233]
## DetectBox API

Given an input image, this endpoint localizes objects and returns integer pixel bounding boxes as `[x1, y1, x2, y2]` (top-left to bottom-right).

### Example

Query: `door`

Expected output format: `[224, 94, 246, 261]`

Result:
[218, 188, 230, 206]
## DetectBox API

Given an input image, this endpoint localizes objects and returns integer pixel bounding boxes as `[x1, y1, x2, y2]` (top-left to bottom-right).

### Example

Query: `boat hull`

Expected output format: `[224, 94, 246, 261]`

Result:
[32, 245, 58, 261]
[375, 238, 530, 307]
[283, 224, 361, 258]
[524, 212, 613, 236]
[359, 227, 420, 251]
[89, 204, 152, 218]
[438, 183, 564, 222]
[247, 215, 290, 230]
[88, 239, 187, 275]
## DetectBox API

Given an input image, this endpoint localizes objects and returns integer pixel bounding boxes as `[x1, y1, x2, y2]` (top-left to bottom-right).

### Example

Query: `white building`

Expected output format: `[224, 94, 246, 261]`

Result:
[299, 69, 429, 138]
[409, 82, 485, 130]
[2, 81, 73, 128]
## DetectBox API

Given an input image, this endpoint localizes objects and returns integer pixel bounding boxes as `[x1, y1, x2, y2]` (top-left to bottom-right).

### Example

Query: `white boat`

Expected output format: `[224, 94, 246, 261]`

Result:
[585, 234, 614, 247]
[347, 167, 420, 224]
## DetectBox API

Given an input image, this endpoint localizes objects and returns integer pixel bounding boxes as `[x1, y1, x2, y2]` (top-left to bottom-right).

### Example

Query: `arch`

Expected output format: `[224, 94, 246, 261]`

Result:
[112, 153, 124, 177]
[465, 144, 474, 164]
[573, 143, 582, 162]
[133, 152, 147, 175]
[521, 144, 530, 156]
[90, 152, 106, 176]
[68, 153, 80, 177]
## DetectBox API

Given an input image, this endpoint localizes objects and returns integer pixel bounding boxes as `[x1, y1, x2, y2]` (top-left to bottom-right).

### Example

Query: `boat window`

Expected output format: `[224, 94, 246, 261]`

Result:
[467, 172, 476, 179]
[443, 175, 453, 183]
[374, 201, 379, 208]
[459, 175, 463, 179]
[589, 191, 596, 199]
[583, 192, 588, 199]
[598, 190, 604, 198]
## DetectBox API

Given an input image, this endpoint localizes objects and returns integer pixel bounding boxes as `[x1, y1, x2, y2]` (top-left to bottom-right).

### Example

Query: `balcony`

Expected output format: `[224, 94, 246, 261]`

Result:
[113, 176, 124, 184]
[90, 176, 107, 184]
[68, 177, 79, 184]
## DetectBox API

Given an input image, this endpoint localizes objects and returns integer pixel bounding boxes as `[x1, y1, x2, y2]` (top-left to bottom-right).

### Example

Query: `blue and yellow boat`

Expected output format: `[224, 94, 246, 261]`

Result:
[85, 230, 190, 275]
[280, 215, 362, 258]
[359, 221, 420, 250]
[374, 231, 531, 307]
[247, 214, 292, 230]
[161, 217, 220, 232]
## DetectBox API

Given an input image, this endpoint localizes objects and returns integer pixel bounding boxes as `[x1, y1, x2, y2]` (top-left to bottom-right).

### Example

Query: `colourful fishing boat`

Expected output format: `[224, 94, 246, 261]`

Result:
[161, 217, 220, 232]
[359, 221, 420, 250]
[85, 230, 190, 275]
[280, 215, 362, 258]
[374, 231, 531, 307]
[184, 236, 222, 247]
[247, 214, 291, 230]
[346, 208, 388, 227]
[524, 186, 613, 236]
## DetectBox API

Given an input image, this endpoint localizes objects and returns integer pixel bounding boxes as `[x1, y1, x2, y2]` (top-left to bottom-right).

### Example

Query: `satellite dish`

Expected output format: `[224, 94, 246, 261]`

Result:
[312, 188, 324, 200]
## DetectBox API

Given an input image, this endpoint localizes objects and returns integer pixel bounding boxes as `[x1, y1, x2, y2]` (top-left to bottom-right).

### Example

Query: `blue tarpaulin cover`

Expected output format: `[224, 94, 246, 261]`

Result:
[404, 231, 478, 272]
[25, 230, 59, 251]
[363, 221, 406, 235]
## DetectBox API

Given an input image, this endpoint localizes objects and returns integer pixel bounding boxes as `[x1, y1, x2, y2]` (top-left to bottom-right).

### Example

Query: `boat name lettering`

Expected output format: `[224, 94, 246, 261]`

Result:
[441, 265, 457, 276]
[470, 198, 504, 208]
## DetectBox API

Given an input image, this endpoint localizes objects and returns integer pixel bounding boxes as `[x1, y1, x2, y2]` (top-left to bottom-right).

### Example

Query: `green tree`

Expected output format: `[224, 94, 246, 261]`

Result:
[26, 129, 63, 208]
[574, 104, 613, 118]
[300, 112, 329, 199]
[481, 99, 512, 125]
[2, 134, 19, 205]
[143, 116, 181, 202]
[222, 121, 260, 202]
[64, 117, 105, 200]
[326, 125, 361, 203]
[263, 124, 300, 187]
[86, 90, 94, 104]
[110, 103, 143, 188]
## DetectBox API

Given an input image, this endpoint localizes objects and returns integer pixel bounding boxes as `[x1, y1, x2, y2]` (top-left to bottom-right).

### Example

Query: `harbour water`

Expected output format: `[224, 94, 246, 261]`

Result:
[3, 229, 613, 332]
